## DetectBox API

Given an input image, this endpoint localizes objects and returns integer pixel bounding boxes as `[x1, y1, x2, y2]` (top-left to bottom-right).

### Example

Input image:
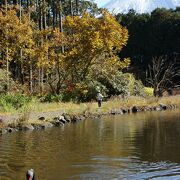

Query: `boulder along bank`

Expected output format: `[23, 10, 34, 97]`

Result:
[0, 103, 179, 135]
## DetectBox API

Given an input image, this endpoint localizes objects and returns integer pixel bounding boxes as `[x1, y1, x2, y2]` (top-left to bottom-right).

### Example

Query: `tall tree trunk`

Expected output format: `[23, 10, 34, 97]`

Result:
[52, 0, 56, 28]
[54, 0, 65, 94]
[27, 5, 33, 94]
[5, 0, 8, 92]
[69, 0, 73, 16]
[41, 67, 44, 94]
[47, 9, 51, 26]
[27, 0, 29, 8]
[20, 49, 24, 84]
[38, 0, 43, 30]
[6, 47, 9, 93]
[59, 0, 64, 53]
[29, 61, 33, 94]
[19, 0, 22, 21]
[38, 68, 41, 94]
[19, 0, 24, 84]
[76, 0, 79, 15]
[5, 0, 7, 11]
[42, 0, 47, 29]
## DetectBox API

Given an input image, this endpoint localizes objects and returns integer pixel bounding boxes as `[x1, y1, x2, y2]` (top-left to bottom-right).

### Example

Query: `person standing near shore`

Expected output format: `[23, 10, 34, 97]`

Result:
[96, 91, 103, 107]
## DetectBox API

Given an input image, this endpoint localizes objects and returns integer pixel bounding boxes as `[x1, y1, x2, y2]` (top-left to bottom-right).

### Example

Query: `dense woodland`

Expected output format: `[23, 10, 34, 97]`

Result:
[116, 8, 180, 87]
[0, 0, 179, 103]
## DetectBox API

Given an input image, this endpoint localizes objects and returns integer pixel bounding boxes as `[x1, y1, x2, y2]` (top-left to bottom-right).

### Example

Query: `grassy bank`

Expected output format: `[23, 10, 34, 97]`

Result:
[35, 95, 180, 115]
[0, 95, 180, 132]
[0, 95, 180, 116]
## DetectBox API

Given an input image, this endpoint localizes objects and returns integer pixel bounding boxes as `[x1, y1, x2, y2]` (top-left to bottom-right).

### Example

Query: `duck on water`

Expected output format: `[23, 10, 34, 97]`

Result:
[26, 169, 35, 180]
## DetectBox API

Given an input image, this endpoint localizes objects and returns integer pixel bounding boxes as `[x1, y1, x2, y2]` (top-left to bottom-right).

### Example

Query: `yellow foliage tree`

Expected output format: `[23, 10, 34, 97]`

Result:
[0, 9, 20, 62]
[63, 11, 130, 82]
[0, 8, 34, 90]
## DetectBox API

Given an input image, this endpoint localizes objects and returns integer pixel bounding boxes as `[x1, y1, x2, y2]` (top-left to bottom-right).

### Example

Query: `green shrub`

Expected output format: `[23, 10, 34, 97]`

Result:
[132, 78, 145, 96]
[61, 80, 107, 102]
[144, 87, 154, 96]
[40, 94, 63, 103]
[98, 72, 145, 97]
[0, 94, 32, 112]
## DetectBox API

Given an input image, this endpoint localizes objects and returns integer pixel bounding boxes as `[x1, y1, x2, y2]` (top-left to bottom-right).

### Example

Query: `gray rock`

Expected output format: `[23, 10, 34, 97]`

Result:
[169, 104, 176, 109]
[7, 127, 15, 133]
[52, 120, 64, 126]
[155, 106, 162, 111]
[21, 124, 35, 131]
[62, 113, 71, 122]
[38, 116, 45, 121]
[53, 116, 60, 121]
[110, 109, 123, 115]
[121, 108, 128, 113]
[132, 106, 138, 113]
[71, 115, 80, 123]
[0, 129, 7, 135]
[110, 110, 116, 115]
[31, 124, 42, 130]
[117, 109, 123, 114]
[79, 115, 86, 121]
[59, 116, 66, 124]
[159, 103, 167, 110]
[53, 116, 66, 124]
[41, 122, 53, 129]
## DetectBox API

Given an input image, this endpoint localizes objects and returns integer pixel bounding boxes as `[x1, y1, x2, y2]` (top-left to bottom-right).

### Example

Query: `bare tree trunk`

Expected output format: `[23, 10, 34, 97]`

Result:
[29, 62, 33, 94]
[6, 47, 9, 93]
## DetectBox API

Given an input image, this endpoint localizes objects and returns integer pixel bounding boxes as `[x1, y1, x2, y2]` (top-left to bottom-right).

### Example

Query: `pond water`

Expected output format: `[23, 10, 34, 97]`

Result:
[0, 110, 180, 179]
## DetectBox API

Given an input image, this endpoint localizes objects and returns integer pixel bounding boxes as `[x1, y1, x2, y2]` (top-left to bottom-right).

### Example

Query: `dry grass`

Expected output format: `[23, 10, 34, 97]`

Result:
[30, 95, 180, 115]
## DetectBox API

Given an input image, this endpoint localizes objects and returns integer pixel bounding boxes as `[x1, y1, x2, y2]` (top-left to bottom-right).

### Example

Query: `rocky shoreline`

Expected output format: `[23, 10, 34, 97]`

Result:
[0, 103, 179, 135]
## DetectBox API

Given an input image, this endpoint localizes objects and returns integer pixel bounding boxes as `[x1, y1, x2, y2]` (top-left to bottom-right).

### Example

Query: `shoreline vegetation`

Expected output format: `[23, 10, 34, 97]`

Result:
[0, 95, 179, 135]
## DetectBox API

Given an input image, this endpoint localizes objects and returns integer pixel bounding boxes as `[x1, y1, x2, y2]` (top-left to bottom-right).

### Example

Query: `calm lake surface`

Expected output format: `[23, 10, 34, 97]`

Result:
[0, 110, 180, 180]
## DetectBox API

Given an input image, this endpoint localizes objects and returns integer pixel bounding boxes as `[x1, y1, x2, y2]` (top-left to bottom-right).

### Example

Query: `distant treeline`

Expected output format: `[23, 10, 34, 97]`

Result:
[116, 8, 180, 83]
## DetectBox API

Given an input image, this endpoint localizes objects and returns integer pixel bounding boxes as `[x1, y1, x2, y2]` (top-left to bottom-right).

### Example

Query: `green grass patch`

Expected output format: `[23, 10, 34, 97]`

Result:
[0, 94, 33, 112]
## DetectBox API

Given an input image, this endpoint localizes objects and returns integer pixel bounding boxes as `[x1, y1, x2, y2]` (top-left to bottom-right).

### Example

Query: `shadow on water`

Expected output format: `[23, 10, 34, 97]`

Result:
[0, 110, 180, 179]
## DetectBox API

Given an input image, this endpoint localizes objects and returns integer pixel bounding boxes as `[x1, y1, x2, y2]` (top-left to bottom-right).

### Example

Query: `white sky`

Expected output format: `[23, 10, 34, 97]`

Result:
[94, 0, 110, 7]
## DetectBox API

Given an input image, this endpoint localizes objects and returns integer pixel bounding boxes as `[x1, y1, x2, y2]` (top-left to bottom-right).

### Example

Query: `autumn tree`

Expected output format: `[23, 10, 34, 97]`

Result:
[63, 11, 130, 83]
[0, 4, 131, 100]
[0, 7, 35, 92]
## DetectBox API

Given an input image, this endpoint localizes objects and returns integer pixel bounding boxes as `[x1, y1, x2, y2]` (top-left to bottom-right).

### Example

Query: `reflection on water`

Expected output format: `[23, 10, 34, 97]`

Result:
[0, 110, 180, 179]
